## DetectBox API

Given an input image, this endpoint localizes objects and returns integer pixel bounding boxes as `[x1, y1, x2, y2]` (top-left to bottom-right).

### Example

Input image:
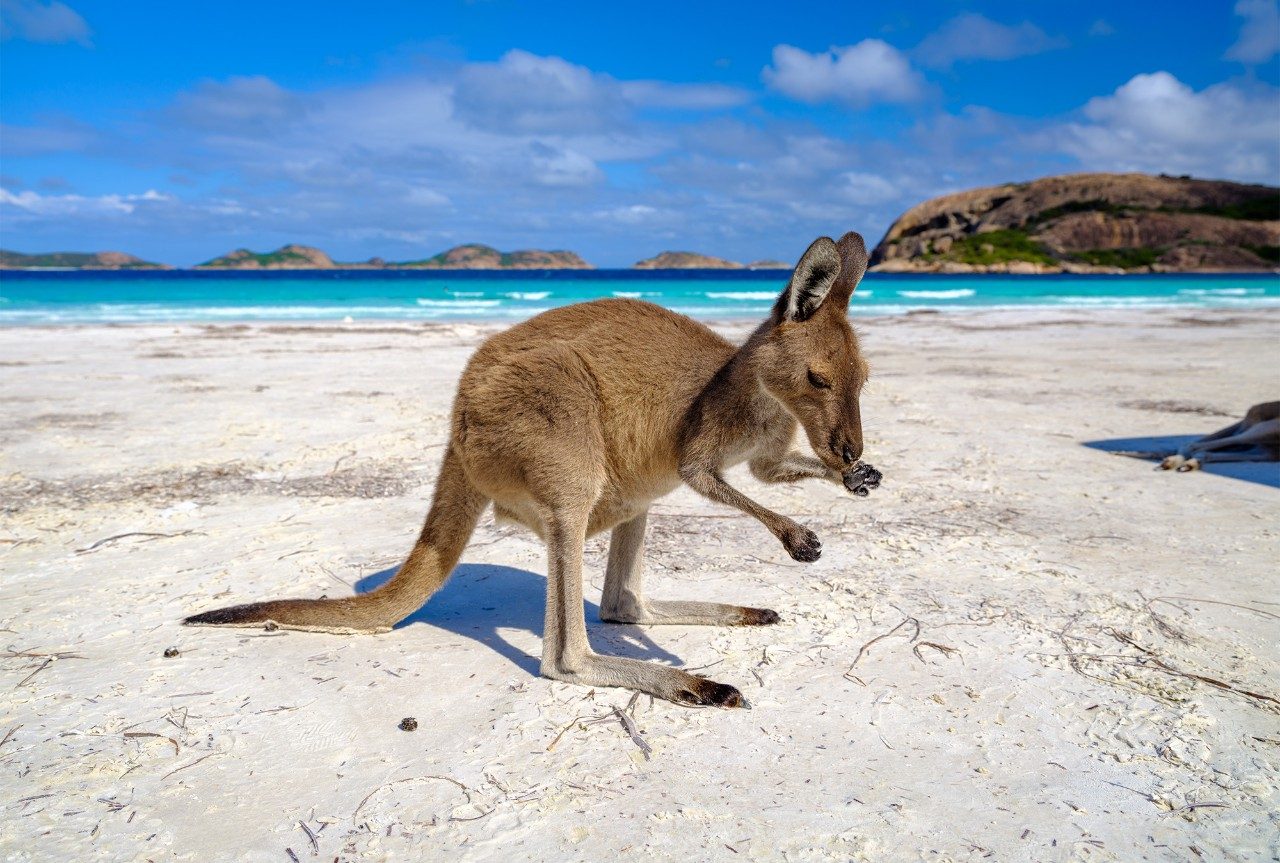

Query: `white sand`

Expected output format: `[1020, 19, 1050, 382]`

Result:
[1, 308, 1277, 862]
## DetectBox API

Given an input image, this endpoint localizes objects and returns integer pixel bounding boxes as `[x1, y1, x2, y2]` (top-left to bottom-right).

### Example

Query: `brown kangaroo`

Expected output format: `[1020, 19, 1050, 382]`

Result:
[186, 231, 880, 708]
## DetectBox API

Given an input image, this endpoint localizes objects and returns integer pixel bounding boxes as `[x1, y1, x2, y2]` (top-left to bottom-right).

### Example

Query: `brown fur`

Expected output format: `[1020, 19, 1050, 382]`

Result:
[186, 231, 879, 707]
[1158, 401, 1280, 471]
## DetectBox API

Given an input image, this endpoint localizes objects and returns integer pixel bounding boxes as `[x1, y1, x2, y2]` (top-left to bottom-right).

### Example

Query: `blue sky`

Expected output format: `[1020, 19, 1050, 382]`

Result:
[2, 1, 1278, 266]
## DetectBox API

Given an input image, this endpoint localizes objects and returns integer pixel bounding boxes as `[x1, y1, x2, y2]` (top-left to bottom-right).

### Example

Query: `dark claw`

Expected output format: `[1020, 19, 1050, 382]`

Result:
[782, 526, 822, 562]
[679, 679, 745, 708]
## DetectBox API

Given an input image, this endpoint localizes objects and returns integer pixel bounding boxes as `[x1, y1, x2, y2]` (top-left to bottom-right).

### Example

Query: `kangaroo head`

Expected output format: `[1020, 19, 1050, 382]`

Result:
[756, 232, 870, 472]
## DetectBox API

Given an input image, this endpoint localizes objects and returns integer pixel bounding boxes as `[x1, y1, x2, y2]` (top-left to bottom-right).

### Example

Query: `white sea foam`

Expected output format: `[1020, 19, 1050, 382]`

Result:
[704, 291, 777, 301]
[1176, 287, 1263, 296]
[415, 298, 501, 307]
[612, 291, 659, 299]
[503, 291, 550, 300]
[896, 288, 976, 299]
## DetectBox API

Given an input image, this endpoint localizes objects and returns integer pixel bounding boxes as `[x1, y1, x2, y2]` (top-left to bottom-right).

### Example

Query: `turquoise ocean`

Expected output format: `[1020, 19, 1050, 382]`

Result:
[0, 270, 1277, 324]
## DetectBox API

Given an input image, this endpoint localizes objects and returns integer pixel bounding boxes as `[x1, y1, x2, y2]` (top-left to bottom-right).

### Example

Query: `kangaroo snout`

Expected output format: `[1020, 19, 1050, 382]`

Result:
[830, 437, 862, 465]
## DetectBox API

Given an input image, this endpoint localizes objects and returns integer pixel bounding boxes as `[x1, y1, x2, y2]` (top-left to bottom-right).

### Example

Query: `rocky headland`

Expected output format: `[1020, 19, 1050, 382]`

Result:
[869, 172, 1280, 273]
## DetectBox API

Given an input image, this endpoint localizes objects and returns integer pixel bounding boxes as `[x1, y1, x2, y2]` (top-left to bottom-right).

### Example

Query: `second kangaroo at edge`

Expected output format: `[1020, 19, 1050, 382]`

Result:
[187, 230, 882, 707]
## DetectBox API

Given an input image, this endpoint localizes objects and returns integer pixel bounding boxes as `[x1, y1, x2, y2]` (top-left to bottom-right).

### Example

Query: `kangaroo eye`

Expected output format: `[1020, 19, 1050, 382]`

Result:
[807, 369, 832, 389]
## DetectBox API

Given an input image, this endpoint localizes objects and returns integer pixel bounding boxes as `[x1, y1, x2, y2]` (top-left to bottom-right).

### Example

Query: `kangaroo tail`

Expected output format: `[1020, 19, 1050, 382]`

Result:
[184, 446, 488, 634]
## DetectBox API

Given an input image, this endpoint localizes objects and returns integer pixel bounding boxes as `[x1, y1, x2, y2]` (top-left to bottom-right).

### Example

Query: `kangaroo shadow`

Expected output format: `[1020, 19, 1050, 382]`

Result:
[354, 563, 683, 676]
[1084, 434, 1279, 489]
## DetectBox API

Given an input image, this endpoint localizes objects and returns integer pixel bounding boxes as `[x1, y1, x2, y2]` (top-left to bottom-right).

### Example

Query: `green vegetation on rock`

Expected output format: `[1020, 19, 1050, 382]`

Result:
[0, 250, 165, 269]
[951, 230, 1056, 266]
[1245, 244, 1280, 263]
[1028, 199, 1131, 226]
[1188, 194, 1280, 222]
[200, 248, 313, 267]
[1070, 247, 1162, 269]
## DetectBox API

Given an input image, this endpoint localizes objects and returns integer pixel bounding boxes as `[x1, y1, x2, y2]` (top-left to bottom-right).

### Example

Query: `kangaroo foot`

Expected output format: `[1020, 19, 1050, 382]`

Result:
[1159, 454, 1185, 471]
[602, 600, 780, 626]
[677, 678, 746, 708]
[542, 653, 748, 708]
[1176, 457, 1202, 472]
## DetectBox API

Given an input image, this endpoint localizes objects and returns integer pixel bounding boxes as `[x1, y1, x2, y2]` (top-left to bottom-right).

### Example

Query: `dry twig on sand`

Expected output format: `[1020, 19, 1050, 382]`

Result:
[161, 752, 219, 780]
[913, 641, 960, 663]
[351, 775, 470, 820]
[123, 731, 180, 755]
[845, 617, 920, 678]
[612, 702, 652, 761]
[75, 530, 201, 554]
[298, 821, 319, 855]
[0, 724, 20, 750]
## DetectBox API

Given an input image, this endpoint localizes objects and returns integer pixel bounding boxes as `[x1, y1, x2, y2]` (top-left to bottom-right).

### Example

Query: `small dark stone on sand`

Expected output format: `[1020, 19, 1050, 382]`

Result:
[163, 647, 179, 658]
[264, 622, 279, 632]
[399, 717, 418, 732]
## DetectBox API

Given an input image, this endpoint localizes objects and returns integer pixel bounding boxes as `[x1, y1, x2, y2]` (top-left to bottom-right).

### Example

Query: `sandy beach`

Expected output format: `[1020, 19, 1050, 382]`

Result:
[1, 307, 1277, 862]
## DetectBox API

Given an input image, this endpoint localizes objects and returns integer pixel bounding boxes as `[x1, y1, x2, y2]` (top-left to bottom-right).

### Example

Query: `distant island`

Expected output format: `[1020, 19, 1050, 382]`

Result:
[194, 243, 592, 270]
[399, 244, 591, 270]
[634, 251, 742, 269]
[5, 173, 1277, 274]
[0, 250, 169, 270]
[196, 244, 343, 269]
[632, 252, 792, 270]
[870, 172, 1280, 273]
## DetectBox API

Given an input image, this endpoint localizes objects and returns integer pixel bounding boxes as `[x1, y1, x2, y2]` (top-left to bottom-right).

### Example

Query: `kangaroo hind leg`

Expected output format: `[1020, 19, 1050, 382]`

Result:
[540, 505, 746, 707]
[599, 511, 779, 626]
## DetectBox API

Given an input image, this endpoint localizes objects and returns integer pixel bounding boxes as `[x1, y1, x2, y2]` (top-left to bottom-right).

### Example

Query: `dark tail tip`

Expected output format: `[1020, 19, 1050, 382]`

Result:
[183, 603, 271, 626]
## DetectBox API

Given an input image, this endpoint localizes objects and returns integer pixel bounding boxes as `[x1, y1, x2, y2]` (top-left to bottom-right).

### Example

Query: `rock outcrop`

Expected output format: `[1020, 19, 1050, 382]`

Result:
[869, 173, 1280, 273]
[633, 251, 743, 269]
[196, 244, 336, 269]
[0, 250, 169, 269]
[401, 244, 592, 269]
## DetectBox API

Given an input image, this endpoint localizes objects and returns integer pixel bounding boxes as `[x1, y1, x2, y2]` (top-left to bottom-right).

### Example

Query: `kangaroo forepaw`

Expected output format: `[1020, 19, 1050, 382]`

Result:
[843, 462, 882, 497]
[677, 679, 747, 709]
[781, 524, 822, 562]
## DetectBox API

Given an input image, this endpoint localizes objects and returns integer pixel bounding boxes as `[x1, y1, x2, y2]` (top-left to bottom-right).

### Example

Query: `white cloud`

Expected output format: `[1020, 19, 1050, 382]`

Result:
[915, 14, 1065, 68]
[0, 186, 171, 217]
[0, 119, 94, 155]
[170, 76, 310, 135]
[762, 40, 925, 106]
[620, 81, 750, 110]
[527, 143, 603, 187]
[593, 204, 662, 224]
[453, 50, 626, 134]
[0, 0, 89, 45]
[404, 187, 450, 207]
[1056, 72, 1280, 182]
[1225, 0, 1280, 63]
[839, 172, 898, 204]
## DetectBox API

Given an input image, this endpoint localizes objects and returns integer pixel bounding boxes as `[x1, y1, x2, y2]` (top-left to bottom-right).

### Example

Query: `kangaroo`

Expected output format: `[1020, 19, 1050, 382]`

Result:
[1158, 401, 1280, 471]
[186, 231, 880, 708]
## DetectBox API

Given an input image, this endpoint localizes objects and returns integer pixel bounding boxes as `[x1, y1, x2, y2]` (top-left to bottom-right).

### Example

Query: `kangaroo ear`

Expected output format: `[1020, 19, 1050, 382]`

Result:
[777, 236, 840, 322]
[827, 231, 869, 309]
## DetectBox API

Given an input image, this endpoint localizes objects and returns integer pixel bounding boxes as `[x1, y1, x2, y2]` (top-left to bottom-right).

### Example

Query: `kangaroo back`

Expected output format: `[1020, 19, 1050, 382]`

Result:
[184, 446, 488, 633]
